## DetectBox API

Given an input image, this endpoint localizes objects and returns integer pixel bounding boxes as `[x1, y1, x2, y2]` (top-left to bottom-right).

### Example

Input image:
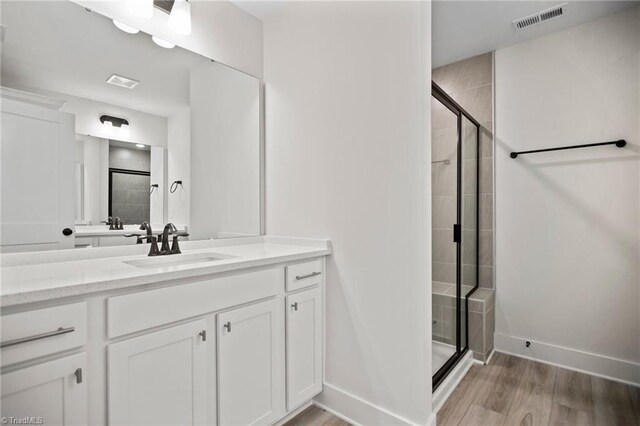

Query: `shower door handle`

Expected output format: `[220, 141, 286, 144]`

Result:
[453, 224, 461, 243]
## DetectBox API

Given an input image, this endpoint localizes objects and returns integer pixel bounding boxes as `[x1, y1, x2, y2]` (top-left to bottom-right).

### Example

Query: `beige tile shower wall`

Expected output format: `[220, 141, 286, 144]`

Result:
[432, 52, 494, 290]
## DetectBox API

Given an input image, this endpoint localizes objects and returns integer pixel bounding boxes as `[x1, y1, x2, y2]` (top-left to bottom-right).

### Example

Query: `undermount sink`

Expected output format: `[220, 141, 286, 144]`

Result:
[124, 253, 234, 270]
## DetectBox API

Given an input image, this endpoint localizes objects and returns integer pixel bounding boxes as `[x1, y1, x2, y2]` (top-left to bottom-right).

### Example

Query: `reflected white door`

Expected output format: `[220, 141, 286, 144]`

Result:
[1, 98, 75, 251]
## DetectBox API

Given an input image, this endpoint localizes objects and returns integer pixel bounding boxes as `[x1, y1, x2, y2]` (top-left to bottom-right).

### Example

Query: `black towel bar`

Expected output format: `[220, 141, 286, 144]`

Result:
[510, 139, 626, 159]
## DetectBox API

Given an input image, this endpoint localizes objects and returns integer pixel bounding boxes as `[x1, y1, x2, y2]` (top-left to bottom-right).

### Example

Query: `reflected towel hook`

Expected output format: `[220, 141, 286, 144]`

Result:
[149, 184, 159, 195]
[170, 180, 183, 193]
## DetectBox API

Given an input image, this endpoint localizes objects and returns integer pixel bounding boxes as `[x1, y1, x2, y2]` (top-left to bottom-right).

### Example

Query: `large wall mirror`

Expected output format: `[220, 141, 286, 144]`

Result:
[0, 0, 261, 252]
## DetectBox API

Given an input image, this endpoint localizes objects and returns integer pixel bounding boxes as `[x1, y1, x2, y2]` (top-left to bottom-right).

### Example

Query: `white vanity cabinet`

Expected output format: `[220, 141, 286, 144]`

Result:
[1, 353, 87, 425]
[0, 253, 327, 426]
[217, 299, 284, 425]
[286, 287, 323, 410]
[108, 319, 210, 426]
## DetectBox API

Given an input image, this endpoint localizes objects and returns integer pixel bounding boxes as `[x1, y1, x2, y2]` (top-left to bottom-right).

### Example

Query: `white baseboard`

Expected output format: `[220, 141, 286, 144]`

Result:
[432, 351, 476, 414]
[495, 333, 640, 386]
[314, 383, 424, 425]
[484, 349, 496, 365]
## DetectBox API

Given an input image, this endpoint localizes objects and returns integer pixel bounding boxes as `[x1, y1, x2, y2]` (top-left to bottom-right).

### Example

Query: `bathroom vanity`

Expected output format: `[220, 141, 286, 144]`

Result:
[0, 237, 331, 425]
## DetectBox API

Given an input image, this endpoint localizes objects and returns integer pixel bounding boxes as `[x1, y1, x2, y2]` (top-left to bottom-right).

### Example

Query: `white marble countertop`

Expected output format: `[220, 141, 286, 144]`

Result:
[0, 236, 331, 307]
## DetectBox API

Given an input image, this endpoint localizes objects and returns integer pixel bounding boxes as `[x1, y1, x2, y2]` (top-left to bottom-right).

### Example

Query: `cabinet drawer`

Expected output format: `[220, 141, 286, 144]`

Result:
[1, 302, 87, 366]
[286, 259, 323, 291]
[108, 267, 283, 338]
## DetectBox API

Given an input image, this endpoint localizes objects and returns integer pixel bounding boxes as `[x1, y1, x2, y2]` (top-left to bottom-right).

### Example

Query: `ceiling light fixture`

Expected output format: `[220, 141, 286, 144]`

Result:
[112, 19, 140, 34]
[168, 0, 191, 35]
[152, 35, 175, 49]
[136, 144, 146, 148]
[128, 0, 154, 19]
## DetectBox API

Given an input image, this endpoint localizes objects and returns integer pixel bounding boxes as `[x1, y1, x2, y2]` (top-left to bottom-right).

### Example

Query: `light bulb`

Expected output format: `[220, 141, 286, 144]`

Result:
[120, 123, 131, 138]
[168, 0, 191, 35]
[152, 36, 175, 49]
[128, 0, 153, 19]
[113, 19, 139, 34]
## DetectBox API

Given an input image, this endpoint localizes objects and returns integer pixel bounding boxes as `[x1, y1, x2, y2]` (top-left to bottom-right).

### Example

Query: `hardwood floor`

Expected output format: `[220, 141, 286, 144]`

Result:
[287, 354, 639, 426]
[285, 405, 349, 426]
[438, 352, 640, 426]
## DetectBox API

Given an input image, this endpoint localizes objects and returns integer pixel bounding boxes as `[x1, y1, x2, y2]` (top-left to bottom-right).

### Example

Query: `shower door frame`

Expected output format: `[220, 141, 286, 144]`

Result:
[431, 81, 480, 391]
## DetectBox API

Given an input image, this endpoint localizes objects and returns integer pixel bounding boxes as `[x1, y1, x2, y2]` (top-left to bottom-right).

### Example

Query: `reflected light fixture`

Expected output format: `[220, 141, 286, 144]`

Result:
[168, 0, 192, 35]
[113, 19, 139, 34]
[120, 123, 131, 138]
[100, 115, 130, 136]
[136, 144, 146, 148]
[152, 35, 175, 49]
[128, 0, 154, 19]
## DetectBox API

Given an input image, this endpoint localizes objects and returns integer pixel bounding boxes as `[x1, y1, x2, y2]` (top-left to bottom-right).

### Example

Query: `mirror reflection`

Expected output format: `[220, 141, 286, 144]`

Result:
[0, 1, 261, 252]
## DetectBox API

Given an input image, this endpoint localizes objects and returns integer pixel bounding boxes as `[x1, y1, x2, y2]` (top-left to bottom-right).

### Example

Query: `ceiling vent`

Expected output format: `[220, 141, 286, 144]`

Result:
[513, 3, 568, 31]
[106, 74, 140, 90]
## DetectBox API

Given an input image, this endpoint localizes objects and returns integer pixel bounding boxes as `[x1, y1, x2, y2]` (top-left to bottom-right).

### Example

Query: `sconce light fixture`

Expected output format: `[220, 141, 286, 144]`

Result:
[128, 0, 154, 19]
[100, 115, 130, 138]
[112, 0, 192, 39]
[152, 35, 175, 49]
[168, 0, 191, 35]
[112, 19, 139, 34]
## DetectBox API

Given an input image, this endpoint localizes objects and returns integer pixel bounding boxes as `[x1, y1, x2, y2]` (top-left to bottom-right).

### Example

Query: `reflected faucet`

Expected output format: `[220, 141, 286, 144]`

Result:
[113, 217, 124, 230]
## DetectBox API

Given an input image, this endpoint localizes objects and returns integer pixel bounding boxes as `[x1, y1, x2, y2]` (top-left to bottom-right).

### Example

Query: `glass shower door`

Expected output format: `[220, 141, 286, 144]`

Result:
[431, 81, 480, 390]
[431, 94, 459, 377]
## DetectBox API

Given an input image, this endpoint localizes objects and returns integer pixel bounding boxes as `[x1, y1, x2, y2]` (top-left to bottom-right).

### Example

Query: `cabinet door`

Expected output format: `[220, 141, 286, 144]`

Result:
[286, 287, 323, 410]
[217, 299, 284, 425]
[108, 320, 208, 426]
[1, 353, 87, 425]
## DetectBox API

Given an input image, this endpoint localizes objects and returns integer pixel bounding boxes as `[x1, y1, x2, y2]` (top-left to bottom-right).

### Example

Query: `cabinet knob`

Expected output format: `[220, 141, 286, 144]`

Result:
[62, 228, 73, 236]
[199, 330, 207, 342]
[223, 322, 231, 333]
[74, 368, 83, 384]
[291, 302, 298, 311]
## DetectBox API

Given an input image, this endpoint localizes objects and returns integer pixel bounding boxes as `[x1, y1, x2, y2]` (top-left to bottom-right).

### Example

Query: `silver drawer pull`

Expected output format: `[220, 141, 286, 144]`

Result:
[295, 271, 321, 281]
[0, 326, 75, 348]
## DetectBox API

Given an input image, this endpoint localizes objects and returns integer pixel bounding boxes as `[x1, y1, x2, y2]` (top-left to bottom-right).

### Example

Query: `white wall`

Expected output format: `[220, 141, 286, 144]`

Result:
[190, 61, 260, 239]
[72, 0, 263, 79]
[167, 109, 190, 227]
[62, 94, 168, 147]
[495, 7, 640, 384]
[263, 2, 432, 424]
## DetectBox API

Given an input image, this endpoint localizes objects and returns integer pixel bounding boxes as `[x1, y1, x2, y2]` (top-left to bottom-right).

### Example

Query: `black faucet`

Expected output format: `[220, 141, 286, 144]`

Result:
[125, 223, 186, 256]
[160, 223, 178, 254]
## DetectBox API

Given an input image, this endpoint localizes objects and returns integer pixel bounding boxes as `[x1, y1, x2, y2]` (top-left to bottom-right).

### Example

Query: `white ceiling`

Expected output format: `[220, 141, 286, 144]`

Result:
[0, 1, 208, 117]
[234, 1, 638, 69]
[432, 1, 638, 67]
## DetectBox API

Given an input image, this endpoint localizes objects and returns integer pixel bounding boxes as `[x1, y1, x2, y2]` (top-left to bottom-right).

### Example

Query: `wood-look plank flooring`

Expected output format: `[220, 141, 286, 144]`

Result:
[287, 353, 639, 426]
[439, 352, 640, 426]
[285, 405, 349, 426]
